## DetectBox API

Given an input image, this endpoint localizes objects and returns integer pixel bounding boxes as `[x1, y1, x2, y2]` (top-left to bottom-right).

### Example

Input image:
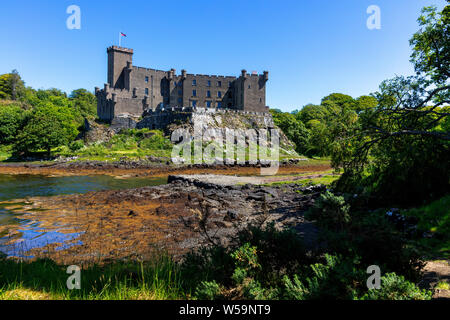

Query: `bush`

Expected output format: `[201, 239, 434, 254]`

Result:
[306, 191, 351, 231]
[77, 143, 108, 156]
[139, 131, 172, 150]
[360, 273, 432, 300]
[194, 281, 222, 300]
[306, 192, 425, 282]
[69, 140, 85, 152]
[283, 254, 365, 300]
[183, 224, 311, 300]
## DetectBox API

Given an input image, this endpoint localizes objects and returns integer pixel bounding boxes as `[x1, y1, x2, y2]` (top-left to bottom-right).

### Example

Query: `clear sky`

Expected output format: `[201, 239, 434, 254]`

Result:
[0, 0, 446, 112]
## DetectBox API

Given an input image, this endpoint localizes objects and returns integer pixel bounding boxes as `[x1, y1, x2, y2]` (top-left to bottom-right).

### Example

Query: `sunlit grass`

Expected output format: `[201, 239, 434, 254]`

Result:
[262, 174, 339, 187]
[403, 195, 450, 259]
[0, 255, 187, 300]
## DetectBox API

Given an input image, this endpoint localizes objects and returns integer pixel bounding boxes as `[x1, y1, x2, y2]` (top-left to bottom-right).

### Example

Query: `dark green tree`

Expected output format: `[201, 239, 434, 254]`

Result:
[333, 5, 449, 204]
[13, 102, 78, 156]
[70, 88, 97, 121]
[0, 104, 27, 144]
[0, 71, 25, 100]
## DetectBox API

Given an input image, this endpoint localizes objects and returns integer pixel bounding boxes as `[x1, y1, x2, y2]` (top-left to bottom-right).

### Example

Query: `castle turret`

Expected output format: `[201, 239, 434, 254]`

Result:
[107, 46, 134, 89]
[168, 68, 175, 81]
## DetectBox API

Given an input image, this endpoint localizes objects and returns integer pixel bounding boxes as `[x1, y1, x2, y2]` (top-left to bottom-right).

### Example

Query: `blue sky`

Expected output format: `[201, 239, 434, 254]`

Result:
[0, 0, 446, 112]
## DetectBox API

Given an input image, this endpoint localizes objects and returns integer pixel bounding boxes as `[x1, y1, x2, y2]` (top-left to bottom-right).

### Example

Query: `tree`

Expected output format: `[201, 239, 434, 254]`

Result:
[333, 5, 449, 204]
[295, 104, 328, 125]
[355, 95, 378, 114]
[321, 93, 357, 113]
[0, 104, 26, 144]
[13, 102, 78, 156]
[0, 71, 25, 100]
[410, 5, 450, 84]
[271, 110, 310, 155]
[70, 88, 97, 122]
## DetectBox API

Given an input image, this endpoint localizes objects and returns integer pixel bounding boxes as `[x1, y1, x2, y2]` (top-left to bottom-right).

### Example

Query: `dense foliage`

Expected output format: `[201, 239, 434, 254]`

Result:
[181, 219, 430, 300]
[271, 5, 449, 207]
[0, 73, 97, 157]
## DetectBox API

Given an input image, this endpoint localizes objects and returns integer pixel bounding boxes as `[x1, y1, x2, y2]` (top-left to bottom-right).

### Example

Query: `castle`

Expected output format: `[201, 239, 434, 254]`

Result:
[95, 46, 270, 126]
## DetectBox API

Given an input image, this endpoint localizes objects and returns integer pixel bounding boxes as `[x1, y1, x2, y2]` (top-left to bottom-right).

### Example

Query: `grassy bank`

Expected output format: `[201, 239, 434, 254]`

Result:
[1, 128, 314, 164]
[0, 255, 186, 300]
[403, 195, 450, 260]
[0, 218, 436, 300]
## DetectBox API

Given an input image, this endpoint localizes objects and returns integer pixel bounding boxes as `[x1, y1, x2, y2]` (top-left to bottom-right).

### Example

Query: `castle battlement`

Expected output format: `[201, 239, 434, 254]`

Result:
[107, 46, 134, 54]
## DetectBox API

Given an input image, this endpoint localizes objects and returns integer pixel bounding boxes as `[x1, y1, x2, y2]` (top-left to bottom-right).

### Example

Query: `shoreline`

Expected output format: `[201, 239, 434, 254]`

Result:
[0, 160, 332, 177]
[0, 176, 324, 265]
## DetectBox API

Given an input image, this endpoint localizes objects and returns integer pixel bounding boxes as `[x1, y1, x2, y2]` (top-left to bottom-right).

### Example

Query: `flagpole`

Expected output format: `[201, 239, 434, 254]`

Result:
[119, 32, 121, 47]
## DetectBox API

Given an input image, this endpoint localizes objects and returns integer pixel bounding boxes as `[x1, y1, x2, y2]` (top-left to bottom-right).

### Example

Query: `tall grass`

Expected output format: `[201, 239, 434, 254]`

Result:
[0, 254, 187, 300]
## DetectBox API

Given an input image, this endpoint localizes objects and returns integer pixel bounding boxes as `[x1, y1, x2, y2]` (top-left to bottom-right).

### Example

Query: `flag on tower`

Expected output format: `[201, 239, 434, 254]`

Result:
[119, 32, 127, 46]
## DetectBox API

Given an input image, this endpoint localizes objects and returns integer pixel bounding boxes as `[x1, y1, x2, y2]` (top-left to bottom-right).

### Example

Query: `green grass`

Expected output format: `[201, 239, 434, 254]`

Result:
[1, 127, 328, 164]
[0, 255, 187, 300]
[0, 145, 12, 162]
[262, 174, 339, 187]
[403, 195, 450, 259]
[435, 281, 450, 290]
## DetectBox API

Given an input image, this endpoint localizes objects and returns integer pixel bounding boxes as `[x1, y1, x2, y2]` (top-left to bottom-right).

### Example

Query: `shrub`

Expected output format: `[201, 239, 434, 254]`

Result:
[236, 223, 310, 284]
[78, 143, 108, 156]
[283, 254, 365, 300]
[194, 281, 222, 300]
[139, 131, 172, 150]
[360, 273, 432, 300]
[306, 191, 351, 231]
[69, 140, 85, 152]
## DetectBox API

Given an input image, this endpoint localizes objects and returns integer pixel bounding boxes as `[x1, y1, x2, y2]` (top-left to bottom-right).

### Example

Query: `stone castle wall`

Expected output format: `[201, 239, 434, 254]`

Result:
[96, 46, 269, 125]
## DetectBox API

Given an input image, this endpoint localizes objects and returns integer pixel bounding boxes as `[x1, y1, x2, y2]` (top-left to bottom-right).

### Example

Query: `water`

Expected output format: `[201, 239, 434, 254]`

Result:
[0, 174, 168, 257]
[0, 174, 167, 201]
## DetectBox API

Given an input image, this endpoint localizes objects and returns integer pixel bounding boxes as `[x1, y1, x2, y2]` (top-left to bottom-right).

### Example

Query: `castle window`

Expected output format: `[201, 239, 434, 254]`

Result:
[207, 90, 211, 98]
[192, 79, 197, 86]
[217, 102, 222, 108]
[248, 85, 251, 89]
[206, 101, 211, 108]
[217, 91, 222, 98]
[192, 90, 197, 97]
[178, 90, 182, 95]
[145, 88, 149, 95]
[178, 98, 182, 104]
[145, 76, 149, 83]
[192, 100, 197, 107]
[207, 80, 211, 87]
[217, 81, 222, 87]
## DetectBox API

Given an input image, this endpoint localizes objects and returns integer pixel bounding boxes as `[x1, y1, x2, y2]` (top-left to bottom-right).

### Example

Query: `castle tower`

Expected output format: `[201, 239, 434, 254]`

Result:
[107, 46, 133, 89]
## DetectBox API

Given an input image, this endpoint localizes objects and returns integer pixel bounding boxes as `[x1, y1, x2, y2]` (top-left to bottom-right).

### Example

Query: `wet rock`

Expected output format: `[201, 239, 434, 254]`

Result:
[225, 210, 240, 221]
[128, 210, 138, 217]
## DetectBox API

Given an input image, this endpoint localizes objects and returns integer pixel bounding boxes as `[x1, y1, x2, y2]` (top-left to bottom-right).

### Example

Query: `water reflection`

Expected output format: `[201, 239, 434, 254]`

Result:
[0, 174, 167, 201]
[0, 174, 168, 257]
